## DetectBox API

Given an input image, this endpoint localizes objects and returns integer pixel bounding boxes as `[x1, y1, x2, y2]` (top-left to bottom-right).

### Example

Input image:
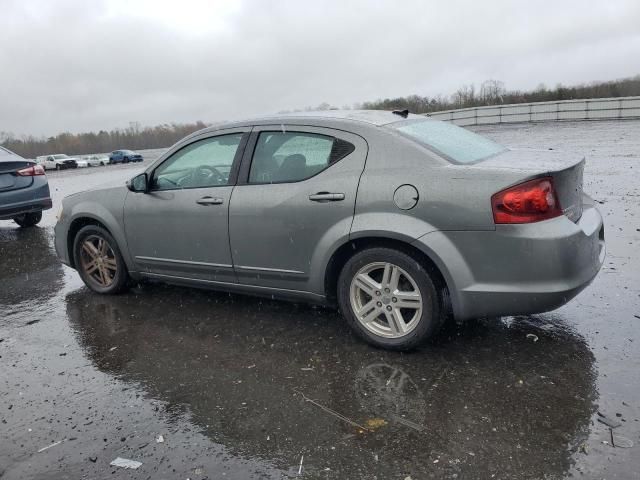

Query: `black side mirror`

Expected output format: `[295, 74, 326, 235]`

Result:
[127, 173, 148, 193]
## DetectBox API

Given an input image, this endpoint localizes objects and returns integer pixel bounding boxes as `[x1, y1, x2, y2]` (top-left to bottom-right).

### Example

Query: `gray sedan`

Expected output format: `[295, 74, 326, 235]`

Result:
[54, 110, 604, 350]
[0, 146, 52, 227]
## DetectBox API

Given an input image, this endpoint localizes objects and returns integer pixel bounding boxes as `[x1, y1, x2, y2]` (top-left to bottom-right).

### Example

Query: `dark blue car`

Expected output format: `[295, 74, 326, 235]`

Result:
[108, 149, 143, 164]
[0, 146, 52, 227]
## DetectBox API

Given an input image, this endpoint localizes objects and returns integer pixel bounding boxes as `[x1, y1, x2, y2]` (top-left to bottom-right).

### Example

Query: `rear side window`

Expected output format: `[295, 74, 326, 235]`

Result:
[249, 132, 355, 184]
[391, 119, 506, 164]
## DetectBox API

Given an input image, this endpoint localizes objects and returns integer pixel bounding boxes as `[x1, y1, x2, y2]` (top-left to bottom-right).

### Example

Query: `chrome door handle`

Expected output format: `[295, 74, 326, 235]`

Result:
[309, 192, 345, 202]
[196, 196, 224, 205]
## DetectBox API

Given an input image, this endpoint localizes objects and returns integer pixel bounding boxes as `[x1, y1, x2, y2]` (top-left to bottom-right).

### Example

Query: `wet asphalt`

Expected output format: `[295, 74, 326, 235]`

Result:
[1, 121, 639, 479]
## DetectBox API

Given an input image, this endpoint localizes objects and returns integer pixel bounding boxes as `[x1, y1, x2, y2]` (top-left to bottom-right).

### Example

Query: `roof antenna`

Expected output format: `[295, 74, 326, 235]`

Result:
[392, 109, 409, 118]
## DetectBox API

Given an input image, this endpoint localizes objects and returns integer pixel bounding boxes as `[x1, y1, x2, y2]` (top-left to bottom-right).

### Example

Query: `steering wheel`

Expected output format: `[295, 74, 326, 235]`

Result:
[190, 165, 225, 187]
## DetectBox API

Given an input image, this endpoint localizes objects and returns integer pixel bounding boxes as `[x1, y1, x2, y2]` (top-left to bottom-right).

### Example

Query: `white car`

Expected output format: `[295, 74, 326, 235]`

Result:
[77, 155, 108, 167]
[35, 154, 79, 171]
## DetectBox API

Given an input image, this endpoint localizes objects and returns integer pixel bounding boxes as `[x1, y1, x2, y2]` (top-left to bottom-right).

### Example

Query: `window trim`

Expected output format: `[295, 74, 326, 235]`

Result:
[238, 129, 355, 186]
[148, 132, 249, 192]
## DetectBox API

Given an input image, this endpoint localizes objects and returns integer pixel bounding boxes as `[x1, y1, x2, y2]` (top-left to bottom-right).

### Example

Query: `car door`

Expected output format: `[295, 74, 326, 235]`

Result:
[46, 156, 55, 170]
[229, 125, 367, 293]
[123, 129, 249, 283]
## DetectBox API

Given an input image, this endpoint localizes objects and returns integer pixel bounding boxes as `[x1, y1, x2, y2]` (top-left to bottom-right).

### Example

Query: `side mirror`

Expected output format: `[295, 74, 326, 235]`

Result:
[127, 173, 149, 193]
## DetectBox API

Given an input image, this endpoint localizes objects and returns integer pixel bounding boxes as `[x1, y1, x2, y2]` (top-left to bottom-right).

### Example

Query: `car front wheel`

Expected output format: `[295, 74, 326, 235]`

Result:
[13, 211, 42, 228]
[338, 247, 444, 350]
[73, 225, 129, 294]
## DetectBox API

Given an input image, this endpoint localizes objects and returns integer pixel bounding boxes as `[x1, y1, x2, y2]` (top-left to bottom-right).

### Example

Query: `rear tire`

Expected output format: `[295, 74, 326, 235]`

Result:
[55, 164, 61, 171]
[14, 211, 42, 228]
[73, 225, 129, 294]
[337, 247, 444, 350]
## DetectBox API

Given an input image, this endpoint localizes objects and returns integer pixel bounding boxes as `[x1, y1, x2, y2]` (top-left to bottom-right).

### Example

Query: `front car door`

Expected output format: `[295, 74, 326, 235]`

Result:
[229, 125, 367, 294]
[123, 128, 249, 284]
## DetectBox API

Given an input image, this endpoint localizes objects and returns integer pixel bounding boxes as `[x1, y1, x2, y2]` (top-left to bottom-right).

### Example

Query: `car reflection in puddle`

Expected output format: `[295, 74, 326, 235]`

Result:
[66, 284, 596, 478]
[0, 226, 64, 308]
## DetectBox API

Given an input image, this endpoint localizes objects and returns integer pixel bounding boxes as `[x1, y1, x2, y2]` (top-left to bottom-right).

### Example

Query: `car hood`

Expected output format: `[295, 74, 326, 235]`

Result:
[63, 182, 128, 202]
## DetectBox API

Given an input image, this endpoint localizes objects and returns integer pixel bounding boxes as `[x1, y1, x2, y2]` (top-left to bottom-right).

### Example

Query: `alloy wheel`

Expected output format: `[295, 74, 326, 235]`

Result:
[349, 262, 423, 338]
[79, 235, 118, 287]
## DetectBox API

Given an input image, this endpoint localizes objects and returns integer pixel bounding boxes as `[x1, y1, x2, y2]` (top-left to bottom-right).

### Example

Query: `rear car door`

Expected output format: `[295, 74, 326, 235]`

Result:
[228, 125, 367, 293]
[123, 129, 249, 283]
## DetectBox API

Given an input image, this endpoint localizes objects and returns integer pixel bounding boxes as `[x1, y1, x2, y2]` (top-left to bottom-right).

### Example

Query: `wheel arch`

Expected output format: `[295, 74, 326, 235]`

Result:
[66, 216, 114, 269]
[323, 235, 452, 312]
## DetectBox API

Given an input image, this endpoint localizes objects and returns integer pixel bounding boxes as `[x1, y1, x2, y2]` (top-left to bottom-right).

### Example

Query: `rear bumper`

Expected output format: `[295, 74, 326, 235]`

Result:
[0, 181, 52, 220]
[414, 197, 605, 321]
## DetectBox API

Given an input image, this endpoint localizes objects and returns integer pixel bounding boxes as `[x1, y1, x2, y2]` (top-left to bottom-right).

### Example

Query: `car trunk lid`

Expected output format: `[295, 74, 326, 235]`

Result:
[0, 160, 35, 192]
[469, 148, 585, 222]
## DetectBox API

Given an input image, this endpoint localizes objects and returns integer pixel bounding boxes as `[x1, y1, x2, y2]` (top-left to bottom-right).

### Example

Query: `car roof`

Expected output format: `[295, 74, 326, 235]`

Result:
[201, 109, 429, 133]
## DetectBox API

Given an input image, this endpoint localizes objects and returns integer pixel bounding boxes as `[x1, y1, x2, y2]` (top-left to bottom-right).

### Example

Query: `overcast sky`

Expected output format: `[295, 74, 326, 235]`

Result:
[1, 0, 639, 136]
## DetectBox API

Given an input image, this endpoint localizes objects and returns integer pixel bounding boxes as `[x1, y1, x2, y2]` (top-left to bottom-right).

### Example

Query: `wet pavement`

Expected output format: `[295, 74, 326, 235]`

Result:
[1, 121, 639, 479]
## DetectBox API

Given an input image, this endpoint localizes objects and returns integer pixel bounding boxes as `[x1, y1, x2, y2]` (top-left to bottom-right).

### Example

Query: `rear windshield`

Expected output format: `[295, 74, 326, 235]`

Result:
[391, 119, 506, 164]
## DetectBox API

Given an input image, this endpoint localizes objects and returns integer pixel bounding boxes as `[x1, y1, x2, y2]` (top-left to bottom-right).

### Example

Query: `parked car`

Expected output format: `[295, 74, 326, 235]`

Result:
[109, 150, 143, 164]
[1, 146, 52, 227]
[77, 155, 108, 167]
[36, 154, 78, 170]
[54, 110, 605, 350]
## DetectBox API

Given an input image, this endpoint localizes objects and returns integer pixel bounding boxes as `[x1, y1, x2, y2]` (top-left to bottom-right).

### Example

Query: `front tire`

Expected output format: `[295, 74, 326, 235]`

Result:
[14, 211, 42, 228]
[73, 225, 129, 294]
[337, 247, 444, 350]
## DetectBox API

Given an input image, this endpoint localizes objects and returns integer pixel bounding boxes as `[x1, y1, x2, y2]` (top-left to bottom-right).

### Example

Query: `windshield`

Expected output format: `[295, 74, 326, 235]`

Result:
[391, 119, 507, 164]
[53, 154, 69, 159]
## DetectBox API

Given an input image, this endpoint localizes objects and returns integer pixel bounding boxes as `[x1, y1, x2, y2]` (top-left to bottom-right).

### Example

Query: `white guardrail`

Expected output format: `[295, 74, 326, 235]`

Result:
[426, 96, 640, 126]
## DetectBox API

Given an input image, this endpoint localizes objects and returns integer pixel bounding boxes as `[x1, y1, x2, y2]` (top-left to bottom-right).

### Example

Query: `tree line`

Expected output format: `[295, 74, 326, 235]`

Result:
[359, 75, 640, 113]
[2, 75, 639, 158]
[1, 121, 207, 159]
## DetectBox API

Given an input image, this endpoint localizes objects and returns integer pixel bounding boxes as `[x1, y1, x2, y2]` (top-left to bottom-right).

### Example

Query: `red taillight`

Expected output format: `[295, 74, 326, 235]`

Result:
[491, 177, 562, 224]
[16, 164, 45, 176]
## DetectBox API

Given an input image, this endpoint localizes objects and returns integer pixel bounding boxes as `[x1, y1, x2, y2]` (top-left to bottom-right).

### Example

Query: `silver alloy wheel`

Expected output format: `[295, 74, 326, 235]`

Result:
[349, 262, 423, 338]
[79, 235, 117, 287]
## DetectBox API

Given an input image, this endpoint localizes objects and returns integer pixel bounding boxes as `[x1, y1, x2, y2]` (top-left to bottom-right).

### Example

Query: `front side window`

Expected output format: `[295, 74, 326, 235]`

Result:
[152, 133, 243, 191]
[391, 119, 506, 164]
[249, 131, 354, 184]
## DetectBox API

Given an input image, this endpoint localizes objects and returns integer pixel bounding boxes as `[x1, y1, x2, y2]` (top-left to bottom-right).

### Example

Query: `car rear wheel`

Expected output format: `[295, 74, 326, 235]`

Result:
[13, 211, 42, 228]
[73, 225, 129, 294]
[55, 164, 61, 171]
[337, 247, 444, 350]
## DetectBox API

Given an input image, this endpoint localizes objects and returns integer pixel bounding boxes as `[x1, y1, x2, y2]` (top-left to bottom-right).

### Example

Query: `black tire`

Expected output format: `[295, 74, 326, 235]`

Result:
[100, 161, 105, 166]
[123, 157, 129, 163]
[13, 211, 42, 228]
[72, 225, 129, 294]
[337, 247, 444, 351]
[55, 164, 61, 171]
